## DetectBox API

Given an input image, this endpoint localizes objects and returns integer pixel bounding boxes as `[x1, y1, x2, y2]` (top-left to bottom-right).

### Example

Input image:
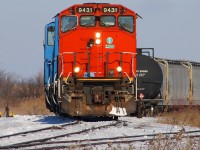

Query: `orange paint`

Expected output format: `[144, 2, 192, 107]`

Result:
[58, 3, 137, 78]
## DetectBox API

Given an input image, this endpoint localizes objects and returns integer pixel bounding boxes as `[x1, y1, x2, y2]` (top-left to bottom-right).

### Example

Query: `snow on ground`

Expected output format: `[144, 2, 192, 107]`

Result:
[0, 115, 199, 149]
[0, 115, 74, 136]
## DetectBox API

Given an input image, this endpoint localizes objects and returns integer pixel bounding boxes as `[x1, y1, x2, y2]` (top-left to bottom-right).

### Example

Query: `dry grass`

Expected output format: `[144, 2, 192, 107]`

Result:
[158, 106, 200, 127]
[148, 131, 200, 150]
[0, 96, 53, 116]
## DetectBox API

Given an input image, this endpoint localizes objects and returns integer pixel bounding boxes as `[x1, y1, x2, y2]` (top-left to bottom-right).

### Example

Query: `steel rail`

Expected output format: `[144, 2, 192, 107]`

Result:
[19, 132, 200, 150]
[0, 120, 78, 139]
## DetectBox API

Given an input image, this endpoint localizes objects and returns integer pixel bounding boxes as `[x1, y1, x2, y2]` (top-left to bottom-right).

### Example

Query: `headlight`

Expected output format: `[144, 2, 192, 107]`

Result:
[95, 32, 101, 38]
[116, 66, 122, 72]
[74, 67, 80, 73]
[95, 39, 101, 44]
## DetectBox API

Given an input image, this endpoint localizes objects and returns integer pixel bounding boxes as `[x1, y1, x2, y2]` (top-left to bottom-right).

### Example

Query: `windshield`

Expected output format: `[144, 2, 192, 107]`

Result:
[80, 16, 95, 27]
[61, 16, 77, 32]
[118, 16, 134, 33]
[99, 16, 115, 27]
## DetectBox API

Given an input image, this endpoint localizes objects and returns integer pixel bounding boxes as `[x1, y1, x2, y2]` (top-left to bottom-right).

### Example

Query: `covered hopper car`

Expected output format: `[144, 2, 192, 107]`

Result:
[156, 58, 200, 106]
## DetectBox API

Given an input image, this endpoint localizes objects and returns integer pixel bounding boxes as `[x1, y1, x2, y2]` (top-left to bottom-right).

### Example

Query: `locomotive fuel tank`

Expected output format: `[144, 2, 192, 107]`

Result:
[136, 49, 163, 99]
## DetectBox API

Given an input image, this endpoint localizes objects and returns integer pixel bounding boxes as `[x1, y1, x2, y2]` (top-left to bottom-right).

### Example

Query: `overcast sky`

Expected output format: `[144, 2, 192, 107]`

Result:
[0, 0, 200, 77]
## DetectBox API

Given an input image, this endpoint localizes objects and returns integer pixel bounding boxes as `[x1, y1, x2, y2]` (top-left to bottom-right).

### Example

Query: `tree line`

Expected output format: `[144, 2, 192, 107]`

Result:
[0, 70, 44, 101]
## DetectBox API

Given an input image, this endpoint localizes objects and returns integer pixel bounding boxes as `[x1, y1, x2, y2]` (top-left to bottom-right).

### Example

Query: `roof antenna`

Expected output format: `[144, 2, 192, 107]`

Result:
[136, 13, 143, 19]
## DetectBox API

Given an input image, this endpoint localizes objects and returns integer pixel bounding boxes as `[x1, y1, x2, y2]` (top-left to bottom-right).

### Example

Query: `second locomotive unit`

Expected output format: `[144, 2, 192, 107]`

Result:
[44, 3, 163, 117]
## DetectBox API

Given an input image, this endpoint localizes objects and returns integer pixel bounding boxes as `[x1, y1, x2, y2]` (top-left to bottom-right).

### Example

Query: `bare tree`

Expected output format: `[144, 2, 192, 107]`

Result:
[34, 71, 44, 98]
[15, 71, 44, 99]
[0, 70, 44, 101]
[0, 71, 15, 100]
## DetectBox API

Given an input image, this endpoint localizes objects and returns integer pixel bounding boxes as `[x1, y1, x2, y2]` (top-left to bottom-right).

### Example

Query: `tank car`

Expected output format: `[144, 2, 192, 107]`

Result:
[43, 3, 164, 117]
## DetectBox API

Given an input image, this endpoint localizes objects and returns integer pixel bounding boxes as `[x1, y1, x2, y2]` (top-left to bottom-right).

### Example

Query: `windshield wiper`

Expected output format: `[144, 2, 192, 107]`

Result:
[118, 22, 129, 32]
[118, 22, 133, 32]
[82, 20, 95, 27]
[100, 18, 109, 27]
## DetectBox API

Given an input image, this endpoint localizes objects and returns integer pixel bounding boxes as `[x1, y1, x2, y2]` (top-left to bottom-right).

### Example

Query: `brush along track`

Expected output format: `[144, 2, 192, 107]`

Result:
[0, 120, 121, 149]
[4, 127, 200, 150]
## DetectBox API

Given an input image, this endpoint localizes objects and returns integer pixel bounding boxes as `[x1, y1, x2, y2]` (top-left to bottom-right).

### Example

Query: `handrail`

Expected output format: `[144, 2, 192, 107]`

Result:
[105, 51, 137, 77]
[58, 52, 74, 78]
[106, 52, 137, 99]
[58, 51, 138, 99]
[58, 52, 90, 78]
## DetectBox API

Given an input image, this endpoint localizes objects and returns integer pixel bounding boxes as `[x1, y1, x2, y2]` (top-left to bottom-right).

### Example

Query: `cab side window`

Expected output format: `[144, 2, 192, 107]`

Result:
[47, 26, 55, 46]
[118, 16, 134, 33]
[61, 16, 77, 32]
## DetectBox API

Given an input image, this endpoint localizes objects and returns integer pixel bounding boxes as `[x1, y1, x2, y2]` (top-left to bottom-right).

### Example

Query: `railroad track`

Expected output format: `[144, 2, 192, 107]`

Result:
[20, 129, 200, 150]
[1, 119, 200, 150]
[0, 120, 121, 149]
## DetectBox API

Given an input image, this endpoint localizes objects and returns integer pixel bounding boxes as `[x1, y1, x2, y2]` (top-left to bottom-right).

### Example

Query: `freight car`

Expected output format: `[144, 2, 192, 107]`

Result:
[135, 49, 200, 114]
[156, 58, 200, 106]
[43, 3, 200, 118]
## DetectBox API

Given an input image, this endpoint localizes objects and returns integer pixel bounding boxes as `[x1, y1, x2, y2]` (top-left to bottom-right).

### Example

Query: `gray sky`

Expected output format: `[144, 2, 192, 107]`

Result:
[0, 0, 200, 77]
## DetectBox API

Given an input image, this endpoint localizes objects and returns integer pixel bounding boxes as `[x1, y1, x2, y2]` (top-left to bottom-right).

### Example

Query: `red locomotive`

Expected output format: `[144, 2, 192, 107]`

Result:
[44, 3, 163, 118]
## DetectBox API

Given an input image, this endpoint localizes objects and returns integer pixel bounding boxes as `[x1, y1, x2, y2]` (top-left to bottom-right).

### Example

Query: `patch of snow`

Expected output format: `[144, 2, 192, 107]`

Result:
[0, 115, 199, 149]
[109, 106, 127, 116]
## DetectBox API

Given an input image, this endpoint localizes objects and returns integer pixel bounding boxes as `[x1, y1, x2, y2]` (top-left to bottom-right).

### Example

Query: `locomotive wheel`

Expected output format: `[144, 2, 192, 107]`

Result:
[55, 102, 65, 116]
